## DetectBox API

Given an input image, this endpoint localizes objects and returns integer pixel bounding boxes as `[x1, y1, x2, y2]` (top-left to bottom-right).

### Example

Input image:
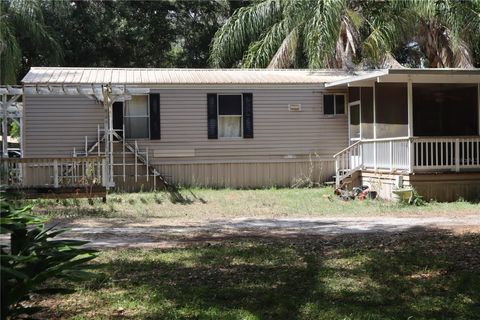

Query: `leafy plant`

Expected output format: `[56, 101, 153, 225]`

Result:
[0, 199, 98, 319]
[410, 189, 426, 206]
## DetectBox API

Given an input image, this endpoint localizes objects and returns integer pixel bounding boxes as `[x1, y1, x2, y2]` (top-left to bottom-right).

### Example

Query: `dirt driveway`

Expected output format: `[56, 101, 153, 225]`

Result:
[51, 214, 480, 248]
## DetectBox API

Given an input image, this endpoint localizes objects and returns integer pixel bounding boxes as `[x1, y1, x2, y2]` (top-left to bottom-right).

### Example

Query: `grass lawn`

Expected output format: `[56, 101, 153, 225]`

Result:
[26, 187, 480, 221]
[37, 231, 480, 320]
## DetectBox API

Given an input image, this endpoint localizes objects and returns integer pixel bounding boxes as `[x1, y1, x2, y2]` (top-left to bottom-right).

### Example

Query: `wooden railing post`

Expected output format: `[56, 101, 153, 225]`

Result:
[455, 138, 460, 172]
[102, 158, 108, 187]
[53, 160, 59, 188]
[409, 139, 414, 173]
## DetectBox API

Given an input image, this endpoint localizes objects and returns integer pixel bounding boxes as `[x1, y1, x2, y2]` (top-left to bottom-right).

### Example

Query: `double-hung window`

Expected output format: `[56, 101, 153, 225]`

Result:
[323, 94, 346, 116]
[124, 95, 149, 139]
[218, 94, 242, 138]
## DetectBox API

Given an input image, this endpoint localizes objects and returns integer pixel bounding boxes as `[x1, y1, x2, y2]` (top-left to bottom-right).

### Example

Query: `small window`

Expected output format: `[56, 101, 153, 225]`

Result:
[125, 95, 149, 139]
[323, 94, 346, 116]
[218, 95, 242, 138]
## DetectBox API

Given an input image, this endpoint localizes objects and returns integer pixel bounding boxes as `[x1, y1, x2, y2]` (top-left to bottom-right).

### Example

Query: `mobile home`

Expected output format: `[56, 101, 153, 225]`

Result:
[1, 67, 479, 201]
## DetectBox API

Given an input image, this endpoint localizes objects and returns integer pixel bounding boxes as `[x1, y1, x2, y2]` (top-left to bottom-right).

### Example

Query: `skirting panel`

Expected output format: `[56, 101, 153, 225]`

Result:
[111, 160, 335, 190]
[360, 171, 480, 202]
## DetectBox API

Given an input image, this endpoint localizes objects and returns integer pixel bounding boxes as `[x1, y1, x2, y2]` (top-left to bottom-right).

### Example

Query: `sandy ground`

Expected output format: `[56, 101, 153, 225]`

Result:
[44, 214, 480, 248]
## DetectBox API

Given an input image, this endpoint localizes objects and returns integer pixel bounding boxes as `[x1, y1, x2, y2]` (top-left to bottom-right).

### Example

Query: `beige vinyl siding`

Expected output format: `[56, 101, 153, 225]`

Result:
[22, 86, 348, 188]
[135, 88, 348, 164]
[23, 95, 104, 157]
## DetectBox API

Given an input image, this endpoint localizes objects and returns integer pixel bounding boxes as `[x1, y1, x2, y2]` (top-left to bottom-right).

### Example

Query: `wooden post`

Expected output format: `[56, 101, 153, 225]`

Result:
[102, 158, 108, 187]
[53, 160, 59, 188]
[407, 80, 413, 137]
[408, 139, 414, 173]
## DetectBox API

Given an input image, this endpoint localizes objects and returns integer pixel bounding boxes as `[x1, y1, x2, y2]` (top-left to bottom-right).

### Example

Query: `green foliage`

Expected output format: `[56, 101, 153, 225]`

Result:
[210, 0, 480, 68]
[0, 0, 67, 84]
[410, 189, 427, 206]
[0, 199, 97, 319]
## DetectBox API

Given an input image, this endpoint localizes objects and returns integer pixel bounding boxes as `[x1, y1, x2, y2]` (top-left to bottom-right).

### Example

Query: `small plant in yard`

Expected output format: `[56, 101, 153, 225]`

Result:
[0, 199, 98, 319]
[409, 189, 427, 206]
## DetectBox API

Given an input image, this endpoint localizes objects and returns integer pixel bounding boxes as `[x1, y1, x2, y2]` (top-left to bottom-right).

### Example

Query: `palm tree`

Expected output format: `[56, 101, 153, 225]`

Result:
[400, 0, 480, 68]
[0, 0, 65, 84]
[210, 0, 365, 69]
[210, 0, 480, 69]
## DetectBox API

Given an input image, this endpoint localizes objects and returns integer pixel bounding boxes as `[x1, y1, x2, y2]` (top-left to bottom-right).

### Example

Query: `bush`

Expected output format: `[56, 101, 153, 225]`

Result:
[0, 199, 98, 319]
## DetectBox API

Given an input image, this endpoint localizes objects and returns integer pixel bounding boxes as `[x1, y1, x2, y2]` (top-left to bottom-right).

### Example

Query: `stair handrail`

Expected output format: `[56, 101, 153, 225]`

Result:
[333, 140, 363, 188]
[333, 140, 362, 158]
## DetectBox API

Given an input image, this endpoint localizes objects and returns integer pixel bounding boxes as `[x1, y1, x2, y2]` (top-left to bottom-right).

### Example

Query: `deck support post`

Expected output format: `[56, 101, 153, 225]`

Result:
[102, 85, 115, 188]
[102, 158, 108, 187]
[53, 160, 59, 188]
[407, 80, 414, 173]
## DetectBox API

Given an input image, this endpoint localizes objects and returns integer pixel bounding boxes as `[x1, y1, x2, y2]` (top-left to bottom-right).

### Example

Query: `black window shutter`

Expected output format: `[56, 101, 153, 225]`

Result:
[149, 93, 161, 140]
[243, 93, 253, 139]
[207, 93, 218, 139]
[112, 101, 124, 138]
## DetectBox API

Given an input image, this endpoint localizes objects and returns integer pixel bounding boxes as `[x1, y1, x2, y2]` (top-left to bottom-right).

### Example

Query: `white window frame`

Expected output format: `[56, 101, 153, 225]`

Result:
[124, 94, 150, 139]
[324, 93, 347, 117]
[218, 94, 243, 139]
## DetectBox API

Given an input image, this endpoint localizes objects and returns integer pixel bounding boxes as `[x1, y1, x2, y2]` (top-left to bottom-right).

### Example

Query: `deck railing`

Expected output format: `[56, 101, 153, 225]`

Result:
[1, 156, 107, 188]
[412, 137, 480, 171]
[334, 136, 480, 187]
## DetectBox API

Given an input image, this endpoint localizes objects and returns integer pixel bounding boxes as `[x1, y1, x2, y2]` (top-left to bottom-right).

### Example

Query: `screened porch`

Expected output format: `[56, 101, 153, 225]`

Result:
[328, 71, 480, 186]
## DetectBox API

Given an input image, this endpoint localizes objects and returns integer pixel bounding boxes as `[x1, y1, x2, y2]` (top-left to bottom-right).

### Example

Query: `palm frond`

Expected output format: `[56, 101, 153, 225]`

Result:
[267, 26, 299, 68]
[304, 0, 345, 68]
[241, 18, 293, 68]
[1, 21, 21, 84]
[209, 0, 283, 67]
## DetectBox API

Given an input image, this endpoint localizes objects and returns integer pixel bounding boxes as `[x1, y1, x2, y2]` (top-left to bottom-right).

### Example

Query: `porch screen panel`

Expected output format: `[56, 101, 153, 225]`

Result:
[360, 87, 374, 139]
[413, 84, 478, 136]
[350, 105, 360, 139]
[375, 83, 408, 138]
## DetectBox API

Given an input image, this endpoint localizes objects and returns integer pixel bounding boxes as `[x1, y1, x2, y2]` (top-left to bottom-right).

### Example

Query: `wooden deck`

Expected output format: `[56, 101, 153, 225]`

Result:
[4, 185, 107, 200]
[1, 156, 107, 200]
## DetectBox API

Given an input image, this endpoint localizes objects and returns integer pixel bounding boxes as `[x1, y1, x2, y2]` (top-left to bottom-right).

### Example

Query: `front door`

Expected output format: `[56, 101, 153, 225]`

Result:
[348, 102, 361, 143]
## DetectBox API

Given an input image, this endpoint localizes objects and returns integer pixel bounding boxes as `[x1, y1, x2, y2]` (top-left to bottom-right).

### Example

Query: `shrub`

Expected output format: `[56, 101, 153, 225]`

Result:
[0, 199, 97, 319]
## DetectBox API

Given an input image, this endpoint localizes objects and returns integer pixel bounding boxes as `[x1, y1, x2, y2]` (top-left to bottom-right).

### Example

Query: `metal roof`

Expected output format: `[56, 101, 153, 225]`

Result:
[325, 68, 480, 87]
[22, 67, 355, 85]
